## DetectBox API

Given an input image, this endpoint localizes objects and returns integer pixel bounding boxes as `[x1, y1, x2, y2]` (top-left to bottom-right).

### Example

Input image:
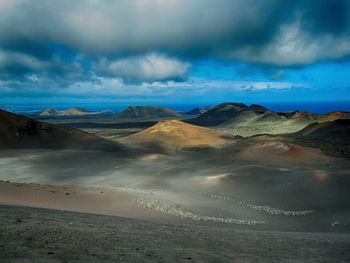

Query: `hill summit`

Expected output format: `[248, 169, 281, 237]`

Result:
[118, 120, 236, 150]
[40, 107, 92, 116]
[116, 106, 183, 118]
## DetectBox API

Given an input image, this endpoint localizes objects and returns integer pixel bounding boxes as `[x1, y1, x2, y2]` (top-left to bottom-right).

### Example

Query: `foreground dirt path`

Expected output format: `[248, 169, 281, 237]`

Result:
[1, 204, 350, 263]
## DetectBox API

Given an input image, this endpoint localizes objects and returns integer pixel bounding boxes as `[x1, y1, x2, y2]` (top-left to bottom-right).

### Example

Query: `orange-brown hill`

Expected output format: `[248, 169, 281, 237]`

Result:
[230, 136, 331, 164]
[0, 109, 125, 151]
[116, 106, 183, 119]
[117, 120, 237, 150]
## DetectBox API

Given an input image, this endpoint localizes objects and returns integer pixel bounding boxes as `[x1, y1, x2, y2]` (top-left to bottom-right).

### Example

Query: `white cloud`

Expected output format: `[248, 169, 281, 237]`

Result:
[92, 53, 191, 82]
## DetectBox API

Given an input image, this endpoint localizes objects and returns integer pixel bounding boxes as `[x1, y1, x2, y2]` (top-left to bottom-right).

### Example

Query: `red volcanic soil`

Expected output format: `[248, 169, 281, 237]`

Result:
[234, 136, 333, 164]
[326, 111, 346, 121]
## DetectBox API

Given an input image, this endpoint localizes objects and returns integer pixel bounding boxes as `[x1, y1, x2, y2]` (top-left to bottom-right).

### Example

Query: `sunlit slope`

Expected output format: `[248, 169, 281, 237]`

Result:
[40, 107, 92, 116]
[220, 110, 350, 137]
[217, 111, 312, 136]
[117, 120, 237, 150]
[215, 108, 350, 137]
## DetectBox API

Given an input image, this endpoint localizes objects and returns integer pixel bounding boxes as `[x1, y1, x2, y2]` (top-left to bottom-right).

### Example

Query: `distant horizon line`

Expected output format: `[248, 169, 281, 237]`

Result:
[1, 100, 350, 115]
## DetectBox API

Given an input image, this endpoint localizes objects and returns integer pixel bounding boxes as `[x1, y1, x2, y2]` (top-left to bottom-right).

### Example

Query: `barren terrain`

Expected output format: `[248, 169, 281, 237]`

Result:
[1, 105, 350, 262]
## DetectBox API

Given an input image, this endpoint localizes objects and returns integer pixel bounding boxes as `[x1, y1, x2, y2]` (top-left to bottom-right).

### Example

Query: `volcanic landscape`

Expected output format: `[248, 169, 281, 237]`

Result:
[1, 103, 350, 262]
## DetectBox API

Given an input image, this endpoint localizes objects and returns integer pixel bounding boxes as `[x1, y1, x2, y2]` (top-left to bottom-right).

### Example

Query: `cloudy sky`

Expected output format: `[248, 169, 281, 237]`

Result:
[0, 0, 350, 111]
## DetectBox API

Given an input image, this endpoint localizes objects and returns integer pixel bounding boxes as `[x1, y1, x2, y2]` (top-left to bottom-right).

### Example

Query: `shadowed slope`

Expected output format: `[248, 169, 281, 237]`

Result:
[295, 119, 350, 139]
[248, 104, 269, 112]
[186, 107, 211, 115]
[116, 106, 183, 119]
[0, 109, 125, 151]
[189, 102, 250, 126]
[287, 119, 350, 158]
[117, 120, 237, 150]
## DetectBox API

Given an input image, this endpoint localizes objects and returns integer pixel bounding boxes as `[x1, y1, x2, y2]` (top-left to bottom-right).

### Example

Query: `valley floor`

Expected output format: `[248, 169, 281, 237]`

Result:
[1, 204, 350, 263]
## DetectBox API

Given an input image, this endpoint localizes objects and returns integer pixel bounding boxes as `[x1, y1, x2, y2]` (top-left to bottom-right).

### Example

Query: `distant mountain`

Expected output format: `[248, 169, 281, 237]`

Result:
[117, 120, 237, 150]
[189, 102, 253, 126]
[38, 107, 113, 117]
[219, 110, 285, 126]
[279, 111, 321, 121]
[278, 110, 350, 122]
[220, 110, 259, 124]
[214, 110, 312, 137]
[62, 107, 91, 115]
[0, 109, 124, 151]
[39, 108, 60, 116]
[116, 106, 183, 119]
[248, 104, 269, 112]
[325, 111, 350, 121]
[186, 106, 212, 115]
[188, 102, 349, 128]
[39, 107, 91, 116]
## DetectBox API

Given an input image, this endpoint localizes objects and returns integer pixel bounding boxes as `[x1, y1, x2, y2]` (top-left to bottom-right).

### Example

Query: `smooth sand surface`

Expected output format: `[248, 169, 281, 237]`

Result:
[0, 181, 178, 223]
[1, 204, 350, 263]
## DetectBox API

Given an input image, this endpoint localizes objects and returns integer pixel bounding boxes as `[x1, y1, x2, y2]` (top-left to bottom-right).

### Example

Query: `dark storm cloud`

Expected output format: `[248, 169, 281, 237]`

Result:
[300, 0, 349, 36]
[0, 0, 349, 82]
[0, 48, 90, 86]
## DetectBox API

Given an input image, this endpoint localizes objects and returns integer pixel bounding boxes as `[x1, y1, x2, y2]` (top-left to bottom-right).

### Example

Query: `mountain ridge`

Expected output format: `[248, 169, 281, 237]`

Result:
[116, 106, 183, 119]
[38, 107, 113, 117]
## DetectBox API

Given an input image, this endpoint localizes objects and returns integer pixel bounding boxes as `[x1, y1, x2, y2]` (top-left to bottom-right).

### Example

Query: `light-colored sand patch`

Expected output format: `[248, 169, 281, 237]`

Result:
[204, 193, 315, 216]
[205, 173, 235, 181]
[140, 153, 160, 161]
[134, 197, 265, 225]
[313, 170, 329, 181]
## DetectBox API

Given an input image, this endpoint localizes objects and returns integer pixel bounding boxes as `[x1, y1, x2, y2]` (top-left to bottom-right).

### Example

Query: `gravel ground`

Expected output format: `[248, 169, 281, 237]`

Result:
[1, 204, 350, 263]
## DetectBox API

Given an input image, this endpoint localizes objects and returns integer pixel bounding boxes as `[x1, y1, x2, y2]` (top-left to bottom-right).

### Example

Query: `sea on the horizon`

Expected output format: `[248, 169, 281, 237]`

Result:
[1, 101, 350, 114]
